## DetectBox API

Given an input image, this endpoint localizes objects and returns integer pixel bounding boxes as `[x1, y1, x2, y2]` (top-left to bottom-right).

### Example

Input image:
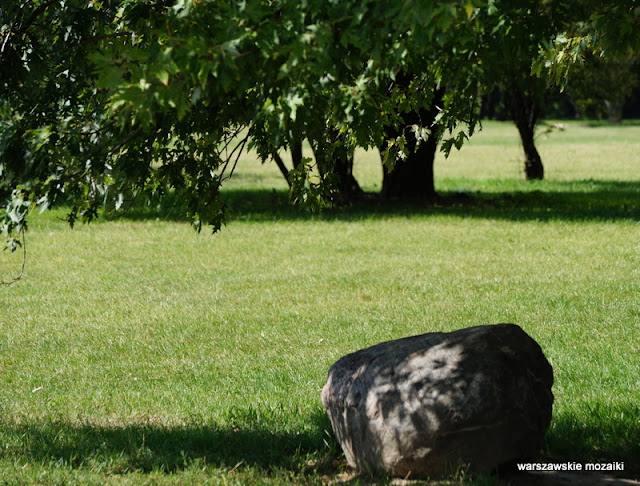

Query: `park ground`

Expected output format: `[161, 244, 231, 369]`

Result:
[0, 120, 638, 485]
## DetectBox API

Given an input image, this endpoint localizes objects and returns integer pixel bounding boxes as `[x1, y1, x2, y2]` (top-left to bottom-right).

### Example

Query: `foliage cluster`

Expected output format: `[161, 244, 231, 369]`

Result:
[1, 0, 639, 239]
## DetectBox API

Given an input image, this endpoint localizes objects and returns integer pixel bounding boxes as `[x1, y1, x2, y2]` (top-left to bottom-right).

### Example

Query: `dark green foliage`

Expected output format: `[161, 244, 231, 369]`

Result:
[1, 0, 638, 239]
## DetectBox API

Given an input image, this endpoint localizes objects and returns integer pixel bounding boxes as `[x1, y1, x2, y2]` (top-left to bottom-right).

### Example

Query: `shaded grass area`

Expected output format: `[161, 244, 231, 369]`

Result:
[110, 179, 640, 225]
[546, 401, 640, 473]
[0, 409, 336, 478]
[2, 404, 638, 481]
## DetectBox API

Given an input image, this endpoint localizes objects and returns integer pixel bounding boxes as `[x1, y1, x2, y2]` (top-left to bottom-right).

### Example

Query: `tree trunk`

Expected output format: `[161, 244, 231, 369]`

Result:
[510, 86, 544, 180]
[333, 153, 363, 201]
[381, 130, 438, 199]
[271, 152, 291, 186]
[381, 92, 443, 200]
[312, 131, 362, 203]
[515, 121, 544, 181]
[291, 140, 303, 169]
[271, 139, 305, 188]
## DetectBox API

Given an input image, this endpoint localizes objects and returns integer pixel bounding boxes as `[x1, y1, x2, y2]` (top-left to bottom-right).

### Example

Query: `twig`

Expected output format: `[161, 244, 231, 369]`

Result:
[60, 119, 117, 137]
[110, 126, 143, 155]
[1, 30, 11, 57]
[219, 125, 246, 162]
[1, 227, 27, 286]
[220, 131, 249, 181]
[228, 134, 249, 179]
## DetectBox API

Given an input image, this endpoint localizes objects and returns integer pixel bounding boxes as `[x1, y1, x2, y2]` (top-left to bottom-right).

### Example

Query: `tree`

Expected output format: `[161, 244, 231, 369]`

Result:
[508, 77, 548, 181]
[477, 0, 640, 181]
[1, 0, 482, 237]
[3, 0, 638, 255]
[474, 1, 574, 181]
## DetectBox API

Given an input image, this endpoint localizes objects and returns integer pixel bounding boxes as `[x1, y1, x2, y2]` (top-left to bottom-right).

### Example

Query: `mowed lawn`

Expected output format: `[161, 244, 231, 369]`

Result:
[0, 121, 638, 484]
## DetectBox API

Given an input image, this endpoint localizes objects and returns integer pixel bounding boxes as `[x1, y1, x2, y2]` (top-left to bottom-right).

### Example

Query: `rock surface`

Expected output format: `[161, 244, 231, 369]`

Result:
[321, 324, 554, 477]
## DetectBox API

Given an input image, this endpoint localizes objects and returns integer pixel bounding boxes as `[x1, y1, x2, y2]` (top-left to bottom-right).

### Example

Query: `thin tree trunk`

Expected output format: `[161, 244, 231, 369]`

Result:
[515, 121, 544, 180]
[334, 153, 363, 200]
[271, 139, 304, 188]
[271, 152, 291, 186]
[510, 87, 544, 180]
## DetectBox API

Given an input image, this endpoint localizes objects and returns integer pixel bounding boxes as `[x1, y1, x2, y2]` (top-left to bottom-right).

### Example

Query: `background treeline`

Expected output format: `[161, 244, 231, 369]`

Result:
[483, 54, 640, 121]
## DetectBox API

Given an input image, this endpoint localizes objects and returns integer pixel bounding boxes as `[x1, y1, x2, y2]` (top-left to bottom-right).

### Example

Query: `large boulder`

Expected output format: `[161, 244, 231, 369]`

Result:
[321, 324, 553, 478]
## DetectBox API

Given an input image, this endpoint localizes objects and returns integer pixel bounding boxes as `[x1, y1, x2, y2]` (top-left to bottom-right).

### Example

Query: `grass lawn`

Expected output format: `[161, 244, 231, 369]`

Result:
[0, 120, 639, 484]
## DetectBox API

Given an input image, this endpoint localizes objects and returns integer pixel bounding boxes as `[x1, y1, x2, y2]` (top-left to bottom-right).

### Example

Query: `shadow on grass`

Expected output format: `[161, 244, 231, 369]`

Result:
[107, 180, 639, 225]
[1, 408, 341, 478]
[2, 402, 639, 479]
[543, 401, 640, 477]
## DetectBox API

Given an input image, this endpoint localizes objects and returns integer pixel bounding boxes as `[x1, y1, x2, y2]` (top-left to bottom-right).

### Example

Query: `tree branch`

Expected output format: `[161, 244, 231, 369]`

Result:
[219, 131, 249, 181]
[271, 152, 292, 187]
[0, 227, 27, 286]
[110, 126, 143, 155]
[1, 0, 59, 59]
[21, 0, 60, 33]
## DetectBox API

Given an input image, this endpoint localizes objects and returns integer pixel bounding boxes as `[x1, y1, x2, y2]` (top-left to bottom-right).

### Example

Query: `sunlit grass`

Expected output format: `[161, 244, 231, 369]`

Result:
[0, 120, 639, 484]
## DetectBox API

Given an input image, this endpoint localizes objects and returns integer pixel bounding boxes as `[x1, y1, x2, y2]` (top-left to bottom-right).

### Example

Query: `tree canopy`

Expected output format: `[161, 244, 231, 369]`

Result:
[1, 0, 638, 247]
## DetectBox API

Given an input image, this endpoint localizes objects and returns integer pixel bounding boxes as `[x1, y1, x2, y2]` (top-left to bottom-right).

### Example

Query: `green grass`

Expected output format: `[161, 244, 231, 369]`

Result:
[1, 120, 639, 484]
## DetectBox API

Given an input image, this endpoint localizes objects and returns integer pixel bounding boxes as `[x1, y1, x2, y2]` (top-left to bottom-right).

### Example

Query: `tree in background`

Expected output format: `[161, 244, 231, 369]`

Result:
[475, 1, 575, 181]
[566, 52, 639, 122]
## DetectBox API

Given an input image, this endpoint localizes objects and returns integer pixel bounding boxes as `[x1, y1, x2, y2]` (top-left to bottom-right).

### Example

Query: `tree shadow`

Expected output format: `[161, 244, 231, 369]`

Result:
[1, 408, 341, 477]
[105, 180, 639, 225]
[577, 119, 640, 128]
[2, 397, 637, 481]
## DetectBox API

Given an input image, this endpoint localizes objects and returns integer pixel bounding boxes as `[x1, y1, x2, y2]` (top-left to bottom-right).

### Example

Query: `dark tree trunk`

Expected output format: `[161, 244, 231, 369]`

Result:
[381, 128, 438, 199]
[515, 122, 544, 181]
[270, 139, 305, 188]
[312, 131, 362, 203]
[381, 91, 443, 200]
[272, 152, 291, 186]
[510, 87, 544, 181]
[333, 153, 363, 200]
[291, 140, 303, 169]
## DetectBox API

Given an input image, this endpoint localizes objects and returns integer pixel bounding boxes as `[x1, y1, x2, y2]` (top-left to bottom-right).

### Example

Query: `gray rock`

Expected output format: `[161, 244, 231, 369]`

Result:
[321, 324, 554, 478]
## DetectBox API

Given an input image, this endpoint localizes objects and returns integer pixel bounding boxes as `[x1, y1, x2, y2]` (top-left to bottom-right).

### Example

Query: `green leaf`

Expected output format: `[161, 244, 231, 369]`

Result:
[156, 70, 170, 86]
